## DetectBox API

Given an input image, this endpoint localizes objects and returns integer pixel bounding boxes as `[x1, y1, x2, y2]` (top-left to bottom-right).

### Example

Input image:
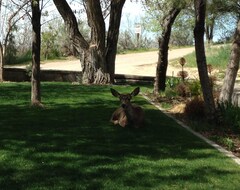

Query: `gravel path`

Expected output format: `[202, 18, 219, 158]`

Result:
[9, 47, 196, 77]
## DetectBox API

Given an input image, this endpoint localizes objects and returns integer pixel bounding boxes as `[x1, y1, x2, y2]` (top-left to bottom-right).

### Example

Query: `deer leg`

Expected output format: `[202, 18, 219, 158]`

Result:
[110, 107, 128, 127]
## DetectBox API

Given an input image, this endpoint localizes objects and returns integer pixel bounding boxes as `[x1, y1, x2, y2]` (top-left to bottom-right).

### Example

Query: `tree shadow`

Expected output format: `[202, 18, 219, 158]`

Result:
[0, 83, 240, 189]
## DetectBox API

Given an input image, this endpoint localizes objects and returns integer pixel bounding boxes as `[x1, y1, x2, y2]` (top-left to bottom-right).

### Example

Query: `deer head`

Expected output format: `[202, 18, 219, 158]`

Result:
[110, 87, 140, 109]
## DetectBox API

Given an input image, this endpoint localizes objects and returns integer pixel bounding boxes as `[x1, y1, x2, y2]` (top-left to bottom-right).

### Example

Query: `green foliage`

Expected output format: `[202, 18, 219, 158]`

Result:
[25, 64, 32, 78]
[166, 76, 180, 88]
[187, 80, 202, 96]
[218, 102, 240, 131]
[144, 1, 194, 46]
[16, 50, 32, 65]
[0, 82, 240, 189]
[165, 86, 178, 98]
[166, 77, 201, 98]
[5, 50, 32, 65]
[41, 28, 61, 60]
[210, 136, 235, 151]
[166, 75, 202, 98]
[170, 9, 195, 46]
[220, 137, 235, 151]
[4, 32, 17, 64]
[165, 76, 181, 98]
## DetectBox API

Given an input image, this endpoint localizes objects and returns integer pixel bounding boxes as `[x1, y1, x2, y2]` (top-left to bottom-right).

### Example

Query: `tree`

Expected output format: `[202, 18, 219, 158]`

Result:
[154, 6, 181, 93]
[205, 0, 234, 44]
[143, 0, 186, 93]
[4, 31, 17, 64]
[170, 9, 195, 46]
[194, 0, 216, 122]
[31, 0, 42, 106]
[0, 0, 3, 82]
[219, 2, 240, 103]
[0, 0, 28, 81]
[53, 0, 126, 84]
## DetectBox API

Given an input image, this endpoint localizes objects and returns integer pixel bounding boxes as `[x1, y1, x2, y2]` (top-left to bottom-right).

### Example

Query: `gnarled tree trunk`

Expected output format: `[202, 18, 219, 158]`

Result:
[154, 8, 181, 93]
[219, 18, 240, 103]
[53, 0, 125, 84]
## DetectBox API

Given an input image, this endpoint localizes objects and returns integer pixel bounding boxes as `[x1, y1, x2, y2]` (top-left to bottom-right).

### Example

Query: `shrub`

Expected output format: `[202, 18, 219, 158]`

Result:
[218, 102, 240, 131]
[184, 96, 205, 119]
[166, 76, 180, 88]
[188, 80, 201, 96]
[176, 82, 190, 97]
[220, 137, 235, 151]
[165, 86, 178, 98]
[5, 50, 32, 65]
[26, 64, 32, 78]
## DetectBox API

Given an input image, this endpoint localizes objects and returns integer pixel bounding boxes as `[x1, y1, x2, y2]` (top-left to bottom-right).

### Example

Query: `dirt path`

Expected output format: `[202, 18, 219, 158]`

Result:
[9, 47, 196, 77]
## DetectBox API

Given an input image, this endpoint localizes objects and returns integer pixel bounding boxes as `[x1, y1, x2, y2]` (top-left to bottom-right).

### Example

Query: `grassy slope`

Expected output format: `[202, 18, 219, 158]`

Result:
[170, 44, 231, 71]
[0, 82, 240, 190]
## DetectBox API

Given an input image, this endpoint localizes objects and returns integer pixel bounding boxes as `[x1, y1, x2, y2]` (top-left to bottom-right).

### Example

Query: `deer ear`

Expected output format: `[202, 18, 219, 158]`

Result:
[131, 87, 140, 96]
[110, 88, 120, 97]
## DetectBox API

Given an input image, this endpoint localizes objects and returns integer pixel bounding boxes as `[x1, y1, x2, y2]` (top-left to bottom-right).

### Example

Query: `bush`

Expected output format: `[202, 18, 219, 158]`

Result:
[176, 82, 190, 97]
[184, 96, 205, 119]
[164, 87, 178, 98]
[8, 51, 32, 65]
[188, 80, 201, 96]
[166, 76, 180, 88]
[218, 102, 240, 131]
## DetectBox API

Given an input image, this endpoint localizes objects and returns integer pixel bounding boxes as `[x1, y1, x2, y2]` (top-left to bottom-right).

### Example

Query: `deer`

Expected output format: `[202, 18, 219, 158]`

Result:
[110, 87, 144, 128]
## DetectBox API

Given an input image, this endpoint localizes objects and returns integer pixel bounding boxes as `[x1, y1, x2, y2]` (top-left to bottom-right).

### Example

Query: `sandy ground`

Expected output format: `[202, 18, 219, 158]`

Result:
[9, 47, 197, 77]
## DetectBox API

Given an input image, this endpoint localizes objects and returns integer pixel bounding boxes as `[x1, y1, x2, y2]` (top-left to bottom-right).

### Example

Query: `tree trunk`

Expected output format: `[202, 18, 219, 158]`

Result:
[219, 18, 240, 103]
[194, 0, 216, 123]
[0, 44, 3, 82]
[206, 23, 214, 44]
[31, 0, 42, 107]
[0, 0, 3, 82]
[106, 0, 126, 83]
[206, 17, 215, 44]
[84, 0, 109, 84]
[53, 0, 125, 84]
[154, 8, 181, 93]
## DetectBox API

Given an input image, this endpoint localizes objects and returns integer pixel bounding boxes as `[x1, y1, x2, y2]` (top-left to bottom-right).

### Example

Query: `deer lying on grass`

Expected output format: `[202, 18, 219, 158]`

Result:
[110, 87, 144, 128]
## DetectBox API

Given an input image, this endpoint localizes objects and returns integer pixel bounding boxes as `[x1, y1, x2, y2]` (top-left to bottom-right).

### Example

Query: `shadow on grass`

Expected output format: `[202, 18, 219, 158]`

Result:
[0, 83, 240, 189]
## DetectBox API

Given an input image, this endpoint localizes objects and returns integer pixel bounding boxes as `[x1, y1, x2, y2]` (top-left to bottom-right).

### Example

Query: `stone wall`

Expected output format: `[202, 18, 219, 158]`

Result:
[3, 68, 154, 84]
[4, 68, 82, 82]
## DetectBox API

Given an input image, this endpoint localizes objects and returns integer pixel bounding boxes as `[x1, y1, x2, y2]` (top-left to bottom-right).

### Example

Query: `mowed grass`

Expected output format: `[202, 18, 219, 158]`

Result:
[0, 82, 240, 190]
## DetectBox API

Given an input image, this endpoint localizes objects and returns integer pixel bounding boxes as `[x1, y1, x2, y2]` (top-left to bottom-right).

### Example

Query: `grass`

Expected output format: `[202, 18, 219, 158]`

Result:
[171, 44, 231, 70]
[0, 82, 240, 190]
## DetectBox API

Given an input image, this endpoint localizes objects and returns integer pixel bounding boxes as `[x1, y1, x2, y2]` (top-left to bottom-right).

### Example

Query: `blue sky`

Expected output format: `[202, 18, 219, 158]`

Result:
[120, 1, 144, 31]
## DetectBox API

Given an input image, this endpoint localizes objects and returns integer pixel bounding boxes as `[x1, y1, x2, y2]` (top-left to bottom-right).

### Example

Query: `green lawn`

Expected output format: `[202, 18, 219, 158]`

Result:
[0, 82, 240, 190]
